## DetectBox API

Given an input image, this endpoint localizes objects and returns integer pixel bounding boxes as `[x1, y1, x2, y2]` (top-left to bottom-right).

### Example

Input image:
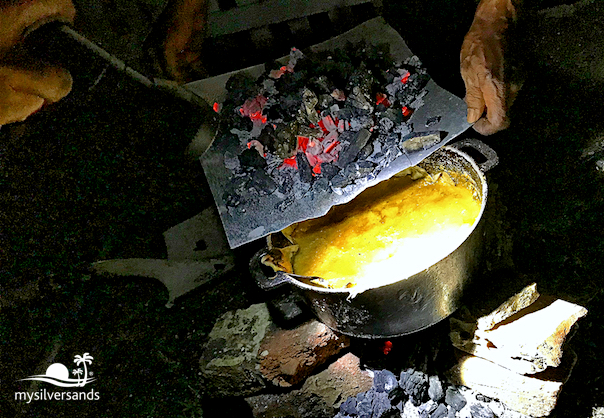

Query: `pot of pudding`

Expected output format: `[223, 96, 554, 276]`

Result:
[251, 139, 498, 338]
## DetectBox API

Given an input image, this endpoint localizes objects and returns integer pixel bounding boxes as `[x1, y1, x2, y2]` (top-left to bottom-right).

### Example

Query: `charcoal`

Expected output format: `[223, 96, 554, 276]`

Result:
[336, 129, 372, 169]
[372, 391, 390, 418]
[225, 72, 258, 103]
[358, 142, 374, 160]
[356, 389, 374, 418]
[357, 161, 376, 176]
[310, 75, 334, 94]
[444, 387, 467, 411]
[238, 148, 267, 170]
[379, 117, 394, 133]
[400, 369, 428, 405]
[340, 396, 358, 415]
[230, 128, 253, 145]
[387, 386, 405, 404]
[375, 104, 387, 113]
[374, 370, 398, 393]
[223, 151, 241, 171]
[430, 403, 449, 418]
[419, 400, 438, 418]
[310, 177, 330, 196]
[336, 107, 354, 121]
[318, 94, 335, 109]
[425, 115, 442, 128]
[380, 408, 401, 418]
[257, 123, 277, 147]
[275, 195, 295, 211]
[470, 403, 495, 418]
[252, 170, 277, 195]
[392, 122, 412, 136]
[447, 407, 456, 418]
[301, 88, 320, 125]
[475, 394, 492, 403]
[296, 153, 313, 183]
[330, 174, 348, 189]
[321, 163, 340, 180]
[428, 376, 445, 402]
[273, 122, 299, 158]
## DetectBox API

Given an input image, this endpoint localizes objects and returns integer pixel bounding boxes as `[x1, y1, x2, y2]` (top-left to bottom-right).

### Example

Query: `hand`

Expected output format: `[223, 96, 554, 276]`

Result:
[163, 0, 209, 82]
[0, 0, 75, 125]
[461, 0, 522, 135]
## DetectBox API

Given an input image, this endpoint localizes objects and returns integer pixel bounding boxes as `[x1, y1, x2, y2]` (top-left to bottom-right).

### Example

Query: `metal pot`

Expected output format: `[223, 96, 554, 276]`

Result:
[251, 139, 498, 338]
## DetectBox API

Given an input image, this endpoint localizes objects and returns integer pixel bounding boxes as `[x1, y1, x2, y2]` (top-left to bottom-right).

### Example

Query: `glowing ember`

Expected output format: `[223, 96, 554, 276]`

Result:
[213, 102, 220, 112]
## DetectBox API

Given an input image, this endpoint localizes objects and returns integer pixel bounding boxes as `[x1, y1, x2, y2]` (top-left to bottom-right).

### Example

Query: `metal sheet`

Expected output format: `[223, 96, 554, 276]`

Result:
[186, 17, 471, 248]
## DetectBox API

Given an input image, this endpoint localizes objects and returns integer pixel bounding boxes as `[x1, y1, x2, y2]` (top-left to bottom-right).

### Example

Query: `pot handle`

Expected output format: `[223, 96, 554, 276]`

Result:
[249, 248, 294, 291]
[449, 138, 499, 173]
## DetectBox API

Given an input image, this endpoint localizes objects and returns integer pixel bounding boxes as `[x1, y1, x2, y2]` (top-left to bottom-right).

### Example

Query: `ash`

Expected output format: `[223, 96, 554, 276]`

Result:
[214, 44, 439, 212]
[335, 368, 529, 418]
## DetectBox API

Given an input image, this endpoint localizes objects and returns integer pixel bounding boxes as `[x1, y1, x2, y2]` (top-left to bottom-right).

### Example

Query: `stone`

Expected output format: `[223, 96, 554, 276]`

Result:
[476, 283, 540, 331]
[430, 403, 448, 418]
[199, 303, 273, 397]
[246, 353, 373, 418]
[447, 349, 578, 417]
[450, 284, 587, 375]
[258, 319, 350, 387]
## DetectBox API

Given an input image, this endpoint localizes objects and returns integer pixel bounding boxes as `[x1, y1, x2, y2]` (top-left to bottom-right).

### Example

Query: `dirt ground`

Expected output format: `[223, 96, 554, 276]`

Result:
[1, 2, 604, 417]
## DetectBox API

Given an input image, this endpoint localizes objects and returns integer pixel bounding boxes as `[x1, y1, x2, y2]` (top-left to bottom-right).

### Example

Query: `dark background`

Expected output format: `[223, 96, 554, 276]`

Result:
[1, 0, 603, 416]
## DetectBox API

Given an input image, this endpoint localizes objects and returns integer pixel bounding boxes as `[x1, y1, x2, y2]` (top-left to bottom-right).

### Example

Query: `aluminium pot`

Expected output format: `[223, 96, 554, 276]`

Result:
[250, 139, 498, 338]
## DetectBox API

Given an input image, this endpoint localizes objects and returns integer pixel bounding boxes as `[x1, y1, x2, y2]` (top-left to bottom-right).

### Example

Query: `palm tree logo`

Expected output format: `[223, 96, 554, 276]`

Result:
[19, 352, 96, 387]
[73, 368, 83, 386]
[74, 353, 94, 387]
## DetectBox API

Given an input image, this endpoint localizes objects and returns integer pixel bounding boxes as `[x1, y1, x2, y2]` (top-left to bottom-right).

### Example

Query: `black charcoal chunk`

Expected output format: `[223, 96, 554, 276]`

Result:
[336, 129, 372, 169]
[252, 169, 277, 195]
[425, 115, 442, 127]
[428, 376, 445, 402]
[445, 387, 467, 411]
[340, 396, 358, 415]
[358, 142, 374, 160]
[296, 152, 313, 184]
[380, 408, 402, 418]
[400, 369, 428, 406]
[430, 403, 449, 418]
[356, 389, 374, 417]
[372, 391, 390, 418]
[470, 403, 495, 418]
[388, 386, 405, 404]
[239, 148, 267, 170]
[330, 174, 348, 189]
[321, 163, 340, 180]
[374, 370, 398, 393]
[310, 177, 330, 197]
[419, 401, 438, 418]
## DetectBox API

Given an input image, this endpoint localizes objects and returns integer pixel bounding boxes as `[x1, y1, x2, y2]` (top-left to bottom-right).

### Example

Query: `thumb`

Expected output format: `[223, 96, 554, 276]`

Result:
[464, 84, 486, 124]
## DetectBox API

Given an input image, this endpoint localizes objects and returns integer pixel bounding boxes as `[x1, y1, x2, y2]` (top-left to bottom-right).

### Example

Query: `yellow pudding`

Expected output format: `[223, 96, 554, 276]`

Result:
[283, 169, 482, 291]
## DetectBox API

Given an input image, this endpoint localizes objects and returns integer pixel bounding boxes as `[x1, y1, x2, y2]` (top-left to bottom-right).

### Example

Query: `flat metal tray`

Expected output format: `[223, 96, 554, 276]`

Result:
[186, 17, 471, 248]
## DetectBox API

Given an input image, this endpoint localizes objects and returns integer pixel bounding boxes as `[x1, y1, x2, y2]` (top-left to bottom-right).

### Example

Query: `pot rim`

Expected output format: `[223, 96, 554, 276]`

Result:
[274, 144, 490, 295]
